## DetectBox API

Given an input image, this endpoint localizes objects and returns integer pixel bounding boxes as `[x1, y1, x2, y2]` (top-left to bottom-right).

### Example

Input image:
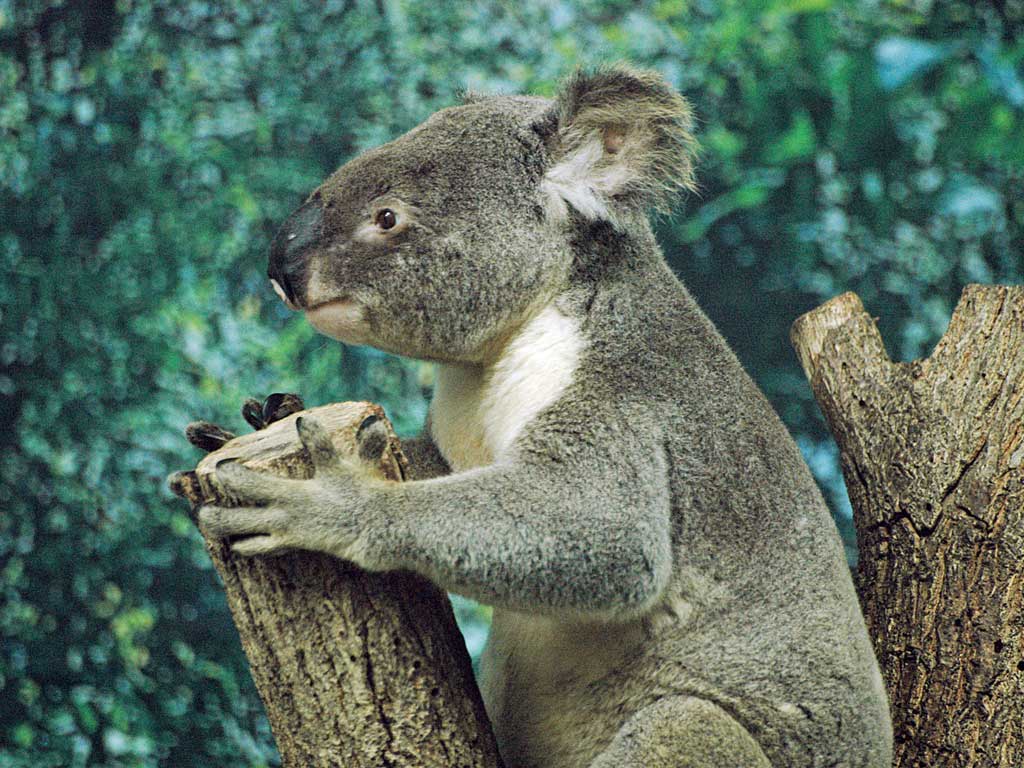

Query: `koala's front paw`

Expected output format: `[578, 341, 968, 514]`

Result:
[198, 416, 377, 560]
[169, 392, 306, 509]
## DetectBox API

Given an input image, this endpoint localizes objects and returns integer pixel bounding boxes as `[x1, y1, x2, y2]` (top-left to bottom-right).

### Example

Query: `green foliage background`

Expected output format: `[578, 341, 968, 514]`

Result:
[1, 0, 1021, 765]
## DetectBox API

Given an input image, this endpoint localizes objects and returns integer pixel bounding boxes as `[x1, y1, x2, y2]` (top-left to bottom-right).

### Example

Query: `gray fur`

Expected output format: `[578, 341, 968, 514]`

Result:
[202, 65, 893, 767]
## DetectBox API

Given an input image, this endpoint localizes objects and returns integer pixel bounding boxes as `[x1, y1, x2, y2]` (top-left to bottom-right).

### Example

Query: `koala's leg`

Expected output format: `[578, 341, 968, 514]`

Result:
[588, 696, 771, 768]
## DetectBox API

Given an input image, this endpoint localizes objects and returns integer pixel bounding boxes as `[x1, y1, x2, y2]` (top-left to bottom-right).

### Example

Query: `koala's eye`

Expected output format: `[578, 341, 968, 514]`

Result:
[375, 209, 397, 230]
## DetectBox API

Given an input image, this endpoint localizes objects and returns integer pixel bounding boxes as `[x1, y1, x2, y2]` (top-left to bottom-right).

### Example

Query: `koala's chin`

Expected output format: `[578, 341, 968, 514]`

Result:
[305, 299, 373, 347]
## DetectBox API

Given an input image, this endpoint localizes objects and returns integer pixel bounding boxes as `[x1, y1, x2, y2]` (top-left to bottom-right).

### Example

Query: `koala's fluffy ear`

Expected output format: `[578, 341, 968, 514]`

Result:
[534, 65, 698, 223]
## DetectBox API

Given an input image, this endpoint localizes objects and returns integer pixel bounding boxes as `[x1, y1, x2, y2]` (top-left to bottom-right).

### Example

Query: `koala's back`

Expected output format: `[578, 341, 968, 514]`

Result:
[480, 253, 892, 768]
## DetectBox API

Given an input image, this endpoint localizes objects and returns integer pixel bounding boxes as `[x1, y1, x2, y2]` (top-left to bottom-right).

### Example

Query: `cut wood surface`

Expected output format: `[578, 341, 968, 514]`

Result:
[791, 285, 1024, 768]
[178, 401, 502, 768]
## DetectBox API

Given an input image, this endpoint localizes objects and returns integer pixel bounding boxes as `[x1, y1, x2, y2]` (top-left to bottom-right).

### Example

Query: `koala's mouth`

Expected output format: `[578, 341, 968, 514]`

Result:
[304, 298, 370, 345]
[269, 277, 369, 344]
[269, 277, 346, 313]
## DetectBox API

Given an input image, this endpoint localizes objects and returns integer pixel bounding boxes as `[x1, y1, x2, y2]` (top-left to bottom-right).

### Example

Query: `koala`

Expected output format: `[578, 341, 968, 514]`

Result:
[182, 66, 893, 767]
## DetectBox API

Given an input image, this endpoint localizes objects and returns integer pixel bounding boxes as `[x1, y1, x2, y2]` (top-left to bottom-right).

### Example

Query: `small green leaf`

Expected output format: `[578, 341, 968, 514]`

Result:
[763, 111, 817, 164]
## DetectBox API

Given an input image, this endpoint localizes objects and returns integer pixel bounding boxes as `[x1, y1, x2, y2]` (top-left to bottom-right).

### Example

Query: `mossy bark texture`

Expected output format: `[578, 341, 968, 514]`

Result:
[178, 402, 502, 768]
[791, 285, 1024, 768]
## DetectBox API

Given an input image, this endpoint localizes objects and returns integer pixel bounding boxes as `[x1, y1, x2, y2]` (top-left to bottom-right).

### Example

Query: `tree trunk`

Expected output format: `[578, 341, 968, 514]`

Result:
[790, 285, 1024, 767]
[176, 401, 502, 768]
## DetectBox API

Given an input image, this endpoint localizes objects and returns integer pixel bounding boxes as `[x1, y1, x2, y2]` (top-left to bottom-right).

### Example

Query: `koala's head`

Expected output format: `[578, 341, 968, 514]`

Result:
[268, 65, 696, 363]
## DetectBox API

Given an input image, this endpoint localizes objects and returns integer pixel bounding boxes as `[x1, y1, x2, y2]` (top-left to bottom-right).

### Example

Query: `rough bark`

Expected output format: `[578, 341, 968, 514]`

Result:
[791, 285, 1024, 767]
[177, 401, 502, 768]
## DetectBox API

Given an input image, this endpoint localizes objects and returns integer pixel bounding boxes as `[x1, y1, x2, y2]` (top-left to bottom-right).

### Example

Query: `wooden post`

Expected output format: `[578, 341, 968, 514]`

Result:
[791, 285, 1024, 767]
[174, 402, 502, 768]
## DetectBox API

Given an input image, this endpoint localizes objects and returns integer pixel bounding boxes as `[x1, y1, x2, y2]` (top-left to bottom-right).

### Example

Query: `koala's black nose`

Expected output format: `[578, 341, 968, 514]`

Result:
[268, 199, 324, 308]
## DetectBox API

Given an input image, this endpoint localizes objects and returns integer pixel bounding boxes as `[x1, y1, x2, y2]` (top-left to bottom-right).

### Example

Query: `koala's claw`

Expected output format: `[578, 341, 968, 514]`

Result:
[357, 413, 379, 435]
[241, 397, 266, 430]
[241, 392, 306, 431]
[263, 392, 305, 425]
[186, 421, 237, 453]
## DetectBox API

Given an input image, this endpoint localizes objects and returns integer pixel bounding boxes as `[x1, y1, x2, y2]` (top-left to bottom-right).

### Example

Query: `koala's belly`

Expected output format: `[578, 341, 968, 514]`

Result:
[479, 610, 645, 768]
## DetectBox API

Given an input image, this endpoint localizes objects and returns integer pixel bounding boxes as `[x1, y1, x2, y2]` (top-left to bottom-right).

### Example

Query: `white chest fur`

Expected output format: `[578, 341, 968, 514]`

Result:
[429, 304, 584, 472]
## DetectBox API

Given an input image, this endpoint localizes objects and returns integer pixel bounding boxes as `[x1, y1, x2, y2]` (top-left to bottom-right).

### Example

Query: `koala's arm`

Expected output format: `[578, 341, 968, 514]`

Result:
[204, 415, 674, 618]
[359, 421, 673, 616]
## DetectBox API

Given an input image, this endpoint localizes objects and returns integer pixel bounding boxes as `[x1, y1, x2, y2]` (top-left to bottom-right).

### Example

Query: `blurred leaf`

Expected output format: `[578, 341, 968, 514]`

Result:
[875, 37, 955, 91]
[763, 111, 817, 164]
[977, 40, 1024, 108]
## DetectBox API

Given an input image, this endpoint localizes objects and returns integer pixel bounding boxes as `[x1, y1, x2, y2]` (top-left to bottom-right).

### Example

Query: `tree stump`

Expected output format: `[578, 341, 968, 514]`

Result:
[175, 402, 502, 768]
[791, 285, 1024, 767]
